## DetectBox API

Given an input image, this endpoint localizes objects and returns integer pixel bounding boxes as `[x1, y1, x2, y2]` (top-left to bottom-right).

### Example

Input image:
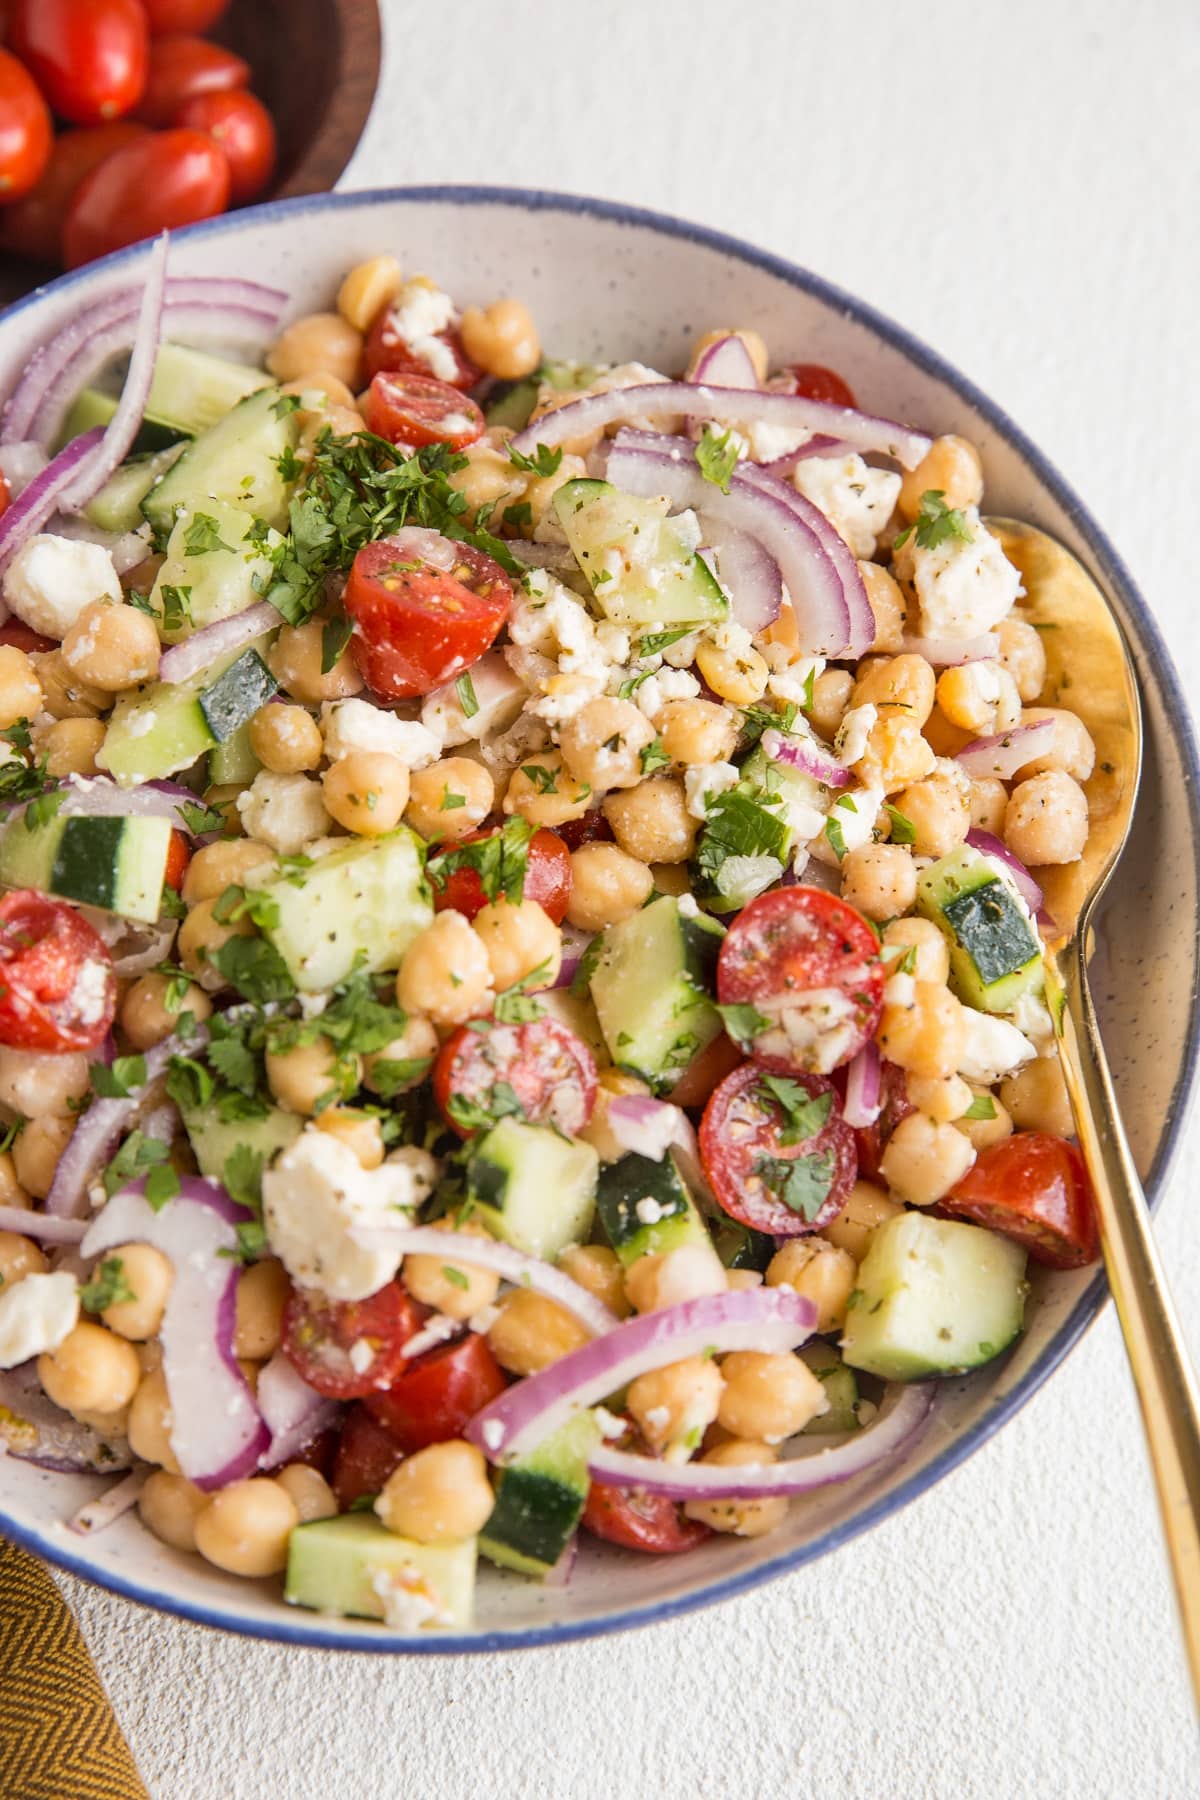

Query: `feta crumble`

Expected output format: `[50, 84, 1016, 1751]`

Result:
[321, 699, 441, 768]
[895, 507, 1023, 641]
[3, 534, 121, 639]
[263, 1130, 427, 1302]
[236, 771, 330, 855]
[792, 454, 902, 559]
[0, 1272, 80, 1370]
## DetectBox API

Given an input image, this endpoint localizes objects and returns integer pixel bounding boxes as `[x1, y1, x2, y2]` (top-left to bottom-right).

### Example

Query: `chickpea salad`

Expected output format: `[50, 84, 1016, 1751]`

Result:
[0, 238, 1099, 1632]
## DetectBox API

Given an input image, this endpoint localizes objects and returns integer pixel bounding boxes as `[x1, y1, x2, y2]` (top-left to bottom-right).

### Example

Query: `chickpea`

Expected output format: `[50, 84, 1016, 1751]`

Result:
[275, 1463, 338, 1523]
[906, 1072, 974, 1123]
[765, 1239, 858, 1333]
[882, 916, 949, 985]
[31, 650, 105, 719]
[556, 1244, 631, 1319]
[806, 667, 854, 739]
[60, 600, 160, 690]
[717, 1350, 828, 1443]
[995, 616, 1047, 702]
[683, 1439, 788, 1537]
[695, 637, 768, 705]
[177, 897, 254, 991]
[968, 776, 1008, 835]
[337, 254, 403, 332]
[855, 714, 937, 794]
[921, 704, 971, 760]
[13, 1115, 72, 1198]
[935, 661, 1021, 736]
[38, 1322, 141, 1419]
[323, 750, 410, 836]
[503, 750, 594, 829]
[0, 1152, 28, 1210]
[1004, 771, 1088, 866]
[447, 438, 525, 520]
[459, 298, 541, 380]
[897, 434, 984, 522]
[1014, 708, 1096, 782]
[267, 312, 364, 388]
[314, 1106, 385, 1169]
[40, 716, 106, 778]
[559, 698, 655, 794]
[878, 981, 966, 1078]
[0, 645, 42, 727]
[194, 1478, 299, 1577]
[653, 699, 735, 771]
[281, 371, 359, 414]
[268, 618, 363, 704]
[859, 561, 907, 654]
[0, 1047, 88, 1118]
[522, 453, 588, 531]
[181, 837, 274, 905]
[139, 1471, 210, 1553]
[0, 1231, 47, 1287]
[405, 756, 494, 842]
[1000, 1055, 1074, 1137]
[299, 404, 363, 456]
[121, 972, 212, 1050]
[686, 327, 768, 383]
[473, 898, 560, 993]
[880, 1111, 977, 1205]
[839, 843, 917, 922]
[100, 1244, 172, 1341]
[626, 1355, 724, 1457]
[580, 1069, 654, 1164]
[624, 1244, 728, 1315]
[128, 1368, 180, 1472]
[403, 1217, 501, 1322]
[565, 842, 652, 931]
[487, 1289, 591, 1376]
[376, 1440, 495, 1544]
[955, 1088, 1014, 1151]
[265, 1035, 353, 1115]
[852, 653, 936, 727]
[248, 703, 323, 775]
[603, 776, 696, 865]
[821, 1181, 904, 1262]
[234, 1259, 290, 1360]
[396, 912, 493, 1027]
[893, 771, 971, 857]
[363, 1015, 438, 1094]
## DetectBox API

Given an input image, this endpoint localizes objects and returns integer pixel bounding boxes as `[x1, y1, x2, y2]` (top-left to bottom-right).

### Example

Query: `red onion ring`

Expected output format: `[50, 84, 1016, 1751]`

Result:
[605, 1094, 692, 1163]
[0, 1360, 136, 1474]
[841, 1040, 883, 1129]
[0, 427, 105, 577]
[689, 335, 760, 389]
[0, 442, 49, 496]
[158, 600, 282, 685]
[68, 1467, 151, 1536]
[710, 528, 783, 631]
[955, 718, 1056, 780]
[256, 1350, 341, 1472]
[901, 633, 1000, 667]
[965, 829, 1045, 913]
[761, 725, 851, 789]
[0, 1207, 86, 1243]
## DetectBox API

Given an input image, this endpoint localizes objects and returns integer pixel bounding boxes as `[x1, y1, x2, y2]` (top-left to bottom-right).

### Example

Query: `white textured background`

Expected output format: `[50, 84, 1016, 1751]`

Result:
[56, 1, 1200, 1794]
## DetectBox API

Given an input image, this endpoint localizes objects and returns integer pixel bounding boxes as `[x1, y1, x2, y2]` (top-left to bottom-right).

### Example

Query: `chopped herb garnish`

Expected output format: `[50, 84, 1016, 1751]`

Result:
[894, 489, 974, 552]
[210, 937, 296, 1006]
[321, 616, 353, 673]
[824, 814, 848, 861]
[79, 1257, 135, 1315]
[441, 1265, 470, 1291]
[89, 1055, 147, 1100]
[885, 803, 917, 845]
[24, 788, 64, 833]
[159, 585, 193, 634]
[717, 1000, 770, 1047]
[103, 1130, 172, 1198]
[223, 1145, 266, 1210]
[758, 1075, 833, 1145]
[637, 628, 692, 658]
[963, 1094, 997, 1121]
[455, 671, 479, 718]
[753, 1149, 836, 1221]
[178, 800, 227, 835]
[183, 513, 236, 557]
[695, 425, 740, 494]
[638, 738, 672, 777]
[428, 814, 534, 906]
[506, 443, 563, 478]
[520, 762, 558, 794]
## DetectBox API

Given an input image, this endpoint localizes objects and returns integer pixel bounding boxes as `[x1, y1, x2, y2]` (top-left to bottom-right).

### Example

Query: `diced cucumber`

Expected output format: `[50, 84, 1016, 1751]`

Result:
[0, 811, 172, 923]
[84, 445, 186, 534]
[712, 1219, 776, 1273]
[841, 1211, 1027, 1381]
[198, 649, 277, 741]
[588, 895, 724, 1092]
[141, 385, 300, 538]
[59, 387, 182, 455]
[252, 830, 432, 992]
[468, 1117, 598, 1259]
[916, 845, 1043, 1014]
[484, 377, 540, 430]
[595, 1150, 712, 1267]
[208, 720, 260, 787]
[536, 985, 610, 1067]
[139, 343, 272, 436]
[480, 1412, 600, 1579]
[798, 1343, 861, 1434]
[552, 477, 729, 627]
[151, 501, 285, 640]
[98, 637, 277, 783]
[285, 1514, 476, 1629]
[179, 1102, 300, 1185]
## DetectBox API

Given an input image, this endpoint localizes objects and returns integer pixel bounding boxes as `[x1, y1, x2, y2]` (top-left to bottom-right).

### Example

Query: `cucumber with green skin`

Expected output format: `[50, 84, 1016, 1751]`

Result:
[588, 895, 725, 1093]
[480, 1411, 601, 1578]
[252, 829, 432, 993]
[285, 1515, 476, 1626]
[596, 1150, 712, 1267]
[552, 477, 729, 627]
[916, 845, 1043, 1014]
[0, 811, 172, 923]
[99, 638, 278, 784]
[468, 1117, 598, 1260]
[141, 385, 300, 539]
[84, 444, 186, 534]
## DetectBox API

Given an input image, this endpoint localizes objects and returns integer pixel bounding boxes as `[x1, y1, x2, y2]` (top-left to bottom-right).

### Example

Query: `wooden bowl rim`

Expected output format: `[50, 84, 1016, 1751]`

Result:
[271, 0, 382, 200]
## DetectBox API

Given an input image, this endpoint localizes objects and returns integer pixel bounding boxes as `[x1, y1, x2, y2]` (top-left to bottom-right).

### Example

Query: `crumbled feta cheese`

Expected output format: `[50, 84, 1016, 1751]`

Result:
[321, 699, 440, 768]
[635, 1196, 666, 1225]
[884, 971, 917, 1008]
[957, 1009, 1037, 1084]
[383, 1144, 439, 1202]
[676, 892, 700, 918]
[747, 421, 815, 463]
[836, 704, 878, 768]
[481, 1418, 505, 1452]
[895, 508, 1023, 641]
[3, 534, 121, 639]
[793, 454, 902, 558]
[683, 760, 739, 819]
[386, 277, 457, 384]
[347, 1338, 375, 1376]
[808, 786, 883, 866]
[369, 1565, 451, 1632]
[766, 654, 824, 708]
[594, 1406, 627, 1440]
[73, 959, 113, 1027]
[0, 1272, 79, 1370]
[711, 619, 756, 662]
[633, 666, 700, 719]
[236, 771, 330, 855]
[263, 1130, 426, 1302]
[421, 649, 526, 747]
[1007, 989, 1057, 1053]
[747, 988, 864, 1074]
[644, 1405, 671, 1435]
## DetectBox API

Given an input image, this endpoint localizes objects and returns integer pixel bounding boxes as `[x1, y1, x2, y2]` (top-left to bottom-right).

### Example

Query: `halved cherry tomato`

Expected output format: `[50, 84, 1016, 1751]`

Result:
[667, 1029, 745, 1111]
[428, 826, 571, 925]
[281, 1281, 424, 1400]
[133, 32, 248, 128]
[848, 1058, 914, 1182]
[0, 47, 52, 203]
[175, 86, 274, 204]
[364, 306, 479, 391]
[0, 120, 147, 263]
[582, 1420, 711, 1554]
[699, 1059, 857, 1237]
[62, 126, 230, 266]
[0, 890, 116, 1052]
[434, 1016, 597, 1139]
[941, 1131, 1098, 1269]
[162, 828, 190, 891]
[331, 1403, 406, 1510]
[363, 370, 484, 453]
[344, 536, 511, 700]
[553, 807, 613, 851]
[716, 887, 884, 1075]
[9, 0, 149, 128]
[0, 619, 56, 654]
[140, 0, 230, 33]
[364, 1331, 507, 1454]
[780, 363, 857, 409]
[0, 475, 8, 521]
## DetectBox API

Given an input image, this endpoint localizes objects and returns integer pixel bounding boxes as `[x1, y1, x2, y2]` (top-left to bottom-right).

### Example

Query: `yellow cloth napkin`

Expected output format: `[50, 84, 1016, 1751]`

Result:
[0, 1538, 147, 1800]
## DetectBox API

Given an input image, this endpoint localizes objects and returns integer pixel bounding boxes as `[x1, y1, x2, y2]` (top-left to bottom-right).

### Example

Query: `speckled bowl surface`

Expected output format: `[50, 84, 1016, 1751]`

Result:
[0, 188, 1197, 1654]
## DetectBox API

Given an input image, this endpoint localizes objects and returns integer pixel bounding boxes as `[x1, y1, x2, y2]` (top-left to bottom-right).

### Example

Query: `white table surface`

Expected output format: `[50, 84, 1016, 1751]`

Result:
[55, 1, 1200, 1793]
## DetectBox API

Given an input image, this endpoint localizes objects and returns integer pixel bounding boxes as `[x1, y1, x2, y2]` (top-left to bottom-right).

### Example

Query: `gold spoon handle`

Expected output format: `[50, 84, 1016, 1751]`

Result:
[1055, 938, 1200, 1702]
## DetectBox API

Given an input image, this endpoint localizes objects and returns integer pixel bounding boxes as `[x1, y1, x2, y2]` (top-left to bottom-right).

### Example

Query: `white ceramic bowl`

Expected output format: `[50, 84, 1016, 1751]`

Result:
[1, 188, 1197, 1653]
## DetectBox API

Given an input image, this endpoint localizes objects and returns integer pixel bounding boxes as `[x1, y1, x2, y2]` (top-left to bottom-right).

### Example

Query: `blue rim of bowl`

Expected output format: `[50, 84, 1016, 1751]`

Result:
[2, 185, 1198, 1655]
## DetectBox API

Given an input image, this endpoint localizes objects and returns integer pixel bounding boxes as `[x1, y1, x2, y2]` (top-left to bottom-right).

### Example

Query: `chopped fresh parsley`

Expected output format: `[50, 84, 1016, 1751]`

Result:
[321, 616, 353, 673]
[89, 1055, 147, 1100]
[223, 1220, 269, 1264]
[213, 884, 281, 932]
[446, 1081, 525, 1133]
[753, 1149, 836, 1221]
[885, 803, 917, 845]
[638, 738, 672, 777]
[439, 786, 466, 811]
[739, 698, 799, 746]
[273, 393, 302, 418]
[455, 671, 479, 719]
[637, 628, 692, 658]
[506, 443, 563, 478]
[695, 425, 740, 494]
[428, 814, 535, 907]
[493, 963, 550, 1024]
[183, 513, 236, 556]
[79, 1257, 135, 1315]
[441, 1265, 470, 1290]
[210, 936, 296, 1006]
[223, 1145, 266, 1210]
[159, 585, 193, 634]
[894, 489, 974, 552]
[963, 1094, 997, 1121]
[824, 814, 848, 861]
[102, 1131, 173, 1199]
[177, 800, 227, 836]
[24, 788, 64, 833]
[520, 762, 558, 795]
[367, 1055, 432, 1098]
[717, 1001, 771, 1047]
[571, 932, 603, 997]
[757, 1074, 833, 1145]
[617, 669, 652, 699]
[502, 501, 534, 531]
[695, 780, 790, 891]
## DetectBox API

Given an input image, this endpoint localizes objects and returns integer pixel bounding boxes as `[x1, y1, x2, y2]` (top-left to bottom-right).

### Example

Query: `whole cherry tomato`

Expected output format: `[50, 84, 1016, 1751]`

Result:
[133, 32, 248, 128]
[699, 1060, 857, 1237]
[428, 826, 572, 925]
[0, 48, 52, 203]
[0, 891, 116, 1052]
[331, 1404, 405, 1510]
[282, 1281, 424, 1400]
[941, 1131, 1098, 1269]
[344, 535, 511, 700]
[9, 0, 148, 127]
[780, 363, 858, 408]
[139, 0, 230, 32]
[582, 1419, 711, 1554]
[433, 1015, 597, 1138]
[0, 120, 146, 262]
[364, 1332, 507, 1453]
[175, 86, 274, 204]
[0, 619, 55, 654]
[62, 127, 230, 266]
[363, 370, 484, 453]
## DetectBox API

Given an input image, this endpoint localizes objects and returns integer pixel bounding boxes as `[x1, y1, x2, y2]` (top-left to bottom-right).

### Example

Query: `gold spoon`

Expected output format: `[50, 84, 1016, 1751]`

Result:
[989, 517, 1200, 1699]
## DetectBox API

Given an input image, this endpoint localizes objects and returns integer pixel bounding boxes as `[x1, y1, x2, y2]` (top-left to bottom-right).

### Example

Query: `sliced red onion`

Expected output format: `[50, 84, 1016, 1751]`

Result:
[347, 1225, 620, 1337]
[901, 633, 1000, 667]
[511, 382, 932, 470]
[761, 725, 851, 789]
[158, 600, 281, 684]
[257, 1350, 340, 1472]
[0, 1360, 136, 1473]
[606, 1094, 692, 1162]
[737, 462, 875, 657]
[59, 774, 200, 827]
[689, 335, 760, 390]
[842, 1040, 883, 1129]
[551, 923, 595, 991]
[81, 1177, 268, 1489]
[709, 527, 782, 631]
[68, 1466, 151, 1536]
[965, 829, 1044, 913]
[468, 1289, 817, 1465]
[0, 426, 105, 577]
[760, 435, 848, 475]
[50, 512, 153, 575]
[505, 541, 580, 574]
[0, 441, 49, 496]
[0, 1206, 86, 1243]
[955, 718, 1055, 780]
[587, 1381, 933, 1498]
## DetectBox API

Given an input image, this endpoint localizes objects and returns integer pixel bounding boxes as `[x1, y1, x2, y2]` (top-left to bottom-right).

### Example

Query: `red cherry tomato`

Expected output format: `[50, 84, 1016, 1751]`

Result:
[139, 0, 230, 33]
[344, 536, 511, 701]
[0, 120, 147, 262]
[699, 1060, 857, 1237]
[0, 619, 56, 654]
[434, 1016, 597, 1139]
[552, 807, 613, 851]
[0, 48, 52, 204]
[62, 126, 230, 266]
[780, 363, 857, 409]
[9, 0, 148, 127]
[0, 891, 116, 1052]
[716, 887, 884, 1076]
[281, 1281, 424, 1400]
[581, 1420, 711, 1554]
[133, 32, 248, 128]
[162, 828, 190, 891]
[667, 1029, 745, 1111]
[364, 306, 479, 391]
[175, 86, 274, 205]
[848, 1058, 914, 1182]
[364, 1332, 507, 1454]
[363, 370, 484, 453]
[941, 1131, 1098, 1269]
[429, 827, 571, 925]
[331, 1403, 406, 1510]
[0, 475, 8, 521]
